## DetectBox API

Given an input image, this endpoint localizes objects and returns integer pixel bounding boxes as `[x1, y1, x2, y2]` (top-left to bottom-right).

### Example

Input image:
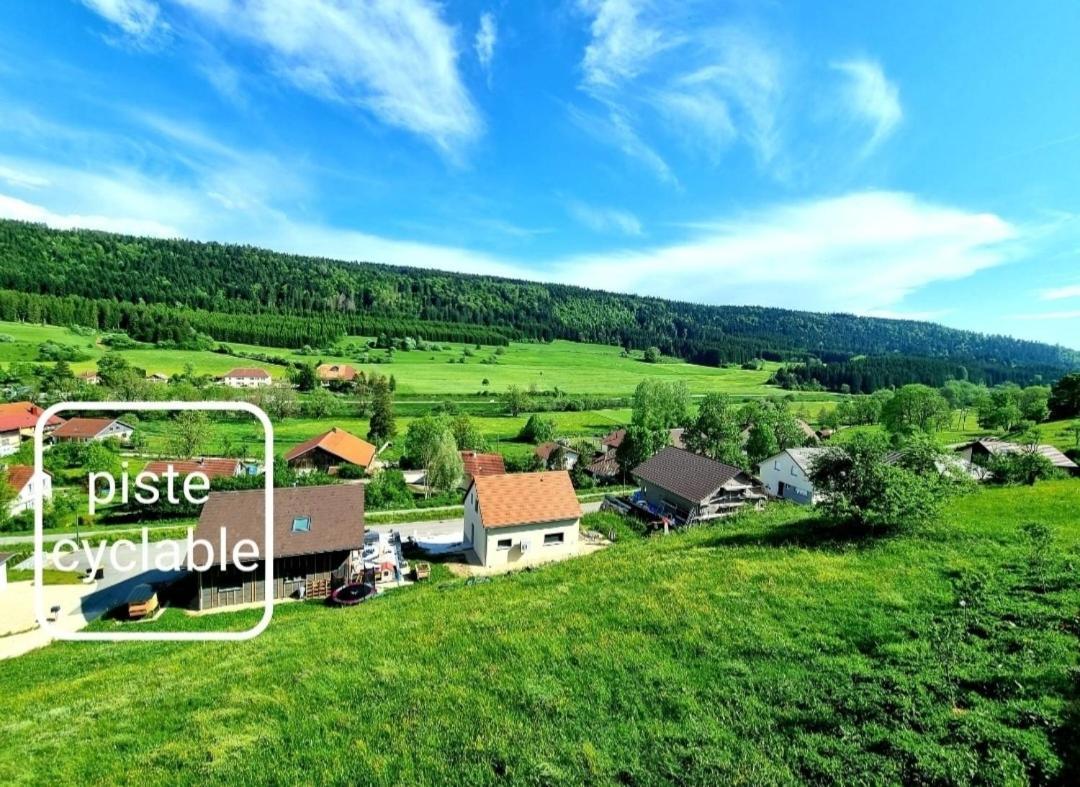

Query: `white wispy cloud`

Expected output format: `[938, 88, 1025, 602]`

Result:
[551, 191, 1014, 315]
[1010, 310, 1080, 321]
[1040, 283, 1080, 300]
[831, 58, 902, 154]
[475, 11, 497, 77]
[579, 0, 670, 91]
[0, 166, 50, 189]
[80, 0, 482, 157]
[569, 104, 677, 184]
[0, 193, 180, 237]
[573, 2, 786, 179]
[80, 0, 166, 43]
[567, 200, 643, 236]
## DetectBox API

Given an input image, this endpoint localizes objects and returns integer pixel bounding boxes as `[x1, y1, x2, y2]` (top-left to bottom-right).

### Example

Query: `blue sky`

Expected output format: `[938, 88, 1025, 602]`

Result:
[1, 1, 1079, 348]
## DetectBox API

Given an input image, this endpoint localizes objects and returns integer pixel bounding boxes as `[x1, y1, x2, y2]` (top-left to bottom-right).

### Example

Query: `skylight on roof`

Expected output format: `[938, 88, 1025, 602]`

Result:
[291, 516, 311, 533]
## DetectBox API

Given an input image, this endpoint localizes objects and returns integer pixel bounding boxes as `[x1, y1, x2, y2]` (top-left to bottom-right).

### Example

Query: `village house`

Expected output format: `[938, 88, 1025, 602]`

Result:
[955, 437, 1080, 478]
[758, 447, 831, 505]
[464, 471, 582, 570]
[142, 458, 243, 483]
[284, 427, 377, 475]
[190, 484, 365, 610]
[0, 402, 65, 456]
[77, 370, 100, 385]
[5, 465, 52, 516]
[459, 450, 506, 489]
[632, 446, 764, 525]
[221, 368, 272, 388]
[316, 363, 357, 385]
[51, 417, 134, 444]
[535, 441, 580, 470]
[147, 372, 169, 384]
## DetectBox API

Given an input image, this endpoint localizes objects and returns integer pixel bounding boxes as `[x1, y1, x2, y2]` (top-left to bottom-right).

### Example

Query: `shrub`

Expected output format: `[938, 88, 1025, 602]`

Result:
[518, 414, 556, 444]
[335, 463, 367, 480]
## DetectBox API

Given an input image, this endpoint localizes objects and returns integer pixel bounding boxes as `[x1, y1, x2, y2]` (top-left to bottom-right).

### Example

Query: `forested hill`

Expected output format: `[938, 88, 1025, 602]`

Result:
[0, 219, 1076, 371]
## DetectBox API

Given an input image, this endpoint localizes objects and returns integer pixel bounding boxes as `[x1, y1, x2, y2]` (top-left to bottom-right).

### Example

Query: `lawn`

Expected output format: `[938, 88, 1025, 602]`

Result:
[0, 481, 1076, 784]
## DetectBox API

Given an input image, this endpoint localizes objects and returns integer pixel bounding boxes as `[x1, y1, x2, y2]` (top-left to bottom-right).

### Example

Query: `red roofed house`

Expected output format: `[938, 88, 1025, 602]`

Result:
[535, 441, 581, 470]
[142, 457, 243, 482]
[52, 417, 134, 444]
[0, 402, 65, 457]
[459, 450, 506, 489]
[316, 364, 358, 384]
[222, 368, 272, 388]
[464, 471, 582, 570]
[284, 427, 378, 475]
[5, 464, 52, 516]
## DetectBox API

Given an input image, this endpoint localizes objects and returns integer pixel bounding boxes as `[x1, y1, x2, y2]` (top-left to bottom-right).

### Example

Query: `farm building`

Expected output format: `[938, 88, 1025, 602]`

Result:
[221, 368, 272, 388]
[316, 363, 357, 383]
[51, 417, 134, 444]
[585, 448, 621, 480]
[142, 458, 243, 482]
[5, 465, 52, 516]
[77, 371, 100, 385]
[601, 427, 685, 451]
[0, 402, 65, 456]
[758, 447, 831, 505]
[632, 446, 764, 524]
[535, 442, 580, 470]
[955, 438, 1079, 477]
[459, 450, 506, 489]
[464, 471, 582, 570]
[284, 427, 377, 474]
[190, 484, 365, 610]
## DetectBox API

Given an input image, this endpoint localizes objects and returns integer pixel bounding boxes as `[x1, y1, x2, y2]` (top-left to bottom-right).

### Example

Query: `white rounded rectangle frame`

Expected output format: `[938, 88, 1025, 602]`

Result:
[33, 400, 275, 642]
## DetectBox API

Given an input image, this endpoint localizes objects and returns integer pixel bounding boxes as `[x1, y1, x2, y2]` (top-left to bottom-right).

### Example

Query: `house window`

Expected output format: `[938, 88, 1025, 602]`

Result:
[774, 460, 780, 470]
[496, 538, 512, 550]
[543, 532, 564, 546]
[790, 466, 798, 476]
[292, 516, 311, 533]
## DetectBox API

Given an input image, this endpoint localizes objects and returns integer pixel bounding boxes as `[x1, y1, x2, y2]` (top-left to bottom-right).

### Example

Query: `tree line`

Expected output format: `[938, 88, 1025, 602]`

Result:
[2, 219, 1076, 372]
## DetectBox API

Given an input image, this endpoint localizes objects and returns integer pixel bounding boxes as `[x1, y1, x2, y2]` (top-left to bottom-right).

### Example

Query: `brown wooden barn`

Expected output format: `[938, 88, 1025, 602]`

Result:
[190, 484, 364, 611]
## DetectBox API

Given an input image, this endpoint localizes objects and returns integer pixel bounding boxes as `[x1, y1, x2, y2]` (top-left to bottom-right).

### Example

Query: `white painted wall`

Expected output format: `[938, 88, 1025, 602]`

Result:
[758, 452, 816, 505]
[223, 376, 271, 388]
[10, 472, 52, 516]
[0, 430, 20, 457]
[463, 485, 580, 569]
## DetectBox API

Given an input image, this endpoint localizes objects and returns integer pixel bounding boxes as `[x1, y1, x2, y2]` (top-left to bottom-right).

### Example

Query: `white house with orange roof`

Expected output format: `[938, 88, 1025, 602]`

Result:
[5, 465, 52, 516]
[464, 470, 582, 569]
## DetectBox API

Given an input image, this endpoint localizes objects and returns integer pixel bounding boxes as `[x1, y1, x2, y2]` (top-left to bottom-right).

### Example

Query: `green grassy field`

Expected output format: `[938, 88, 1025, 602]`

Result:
[0, 320, 816, 397]
[0, 481, 1076, 784]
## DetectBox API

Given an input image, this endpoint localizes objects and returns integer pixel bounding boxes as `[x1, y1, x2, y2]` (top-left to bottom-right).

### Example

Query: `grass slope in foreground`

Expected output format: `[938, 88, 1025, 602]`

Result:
[1, 482, 1078, 784]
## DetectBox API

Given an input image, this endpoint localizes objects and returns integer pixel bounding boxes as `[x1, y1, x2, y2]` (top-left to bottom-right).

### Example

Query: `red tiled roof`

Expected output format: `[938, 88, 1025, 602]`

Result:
[601, 428, 626, 449]
[143, 458, 241, 480]
[471, 471, 581, 529]
[224, 368, 271, 379]
[460, 451, 505, 480]
[4, 464, 48, 494]
[316, 364, 357, 381]
[284, 428, 377, 468]
[585, 449, 620, 477]
[0, 402, 64, 432]
[52, 417, 124, 439]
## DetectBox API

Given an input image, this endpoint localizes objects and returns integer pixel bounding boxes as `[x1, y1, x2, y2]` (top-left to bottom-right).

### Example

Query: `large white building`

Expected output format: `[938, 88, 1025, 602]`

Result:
[221, 368, 272, 388]
[758, 447, 831, 505]
[464, 471, 582, 570]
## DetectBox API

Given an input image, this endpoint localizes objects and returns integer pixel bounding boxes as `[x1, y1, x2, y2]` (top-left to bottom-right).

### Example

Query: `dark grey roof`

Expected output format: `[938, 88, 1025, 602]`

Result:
[632, 446, 747, 503]
[193, 484, 364, 566]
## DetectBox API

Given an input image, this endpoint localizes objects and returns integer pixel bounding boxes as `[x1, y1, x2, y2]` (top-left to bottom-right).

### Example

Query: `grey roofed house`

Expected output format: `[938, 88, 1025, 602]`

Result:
[955, 438, 1079, 476]
[190, 484, 365, 610]
[632, 445, 763, 524]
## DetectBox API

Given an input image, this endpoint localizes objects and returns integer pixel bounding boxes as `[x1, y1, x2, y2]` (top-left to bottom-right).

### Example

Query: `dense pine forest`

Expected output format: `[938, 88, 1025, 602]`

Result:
[0, 220, 1076, 377]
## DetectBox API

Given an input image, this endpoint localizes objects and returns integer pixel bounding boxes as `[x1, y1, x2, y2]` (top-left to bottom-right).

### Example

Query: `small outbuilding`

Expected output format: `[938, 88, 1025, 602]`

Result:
[190, 484, 365, 610]
[316, 363, 358, 384]
[632, 446, 764, 525]
[464, 471, 582, 569]
[955, 438, 1080, 477]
